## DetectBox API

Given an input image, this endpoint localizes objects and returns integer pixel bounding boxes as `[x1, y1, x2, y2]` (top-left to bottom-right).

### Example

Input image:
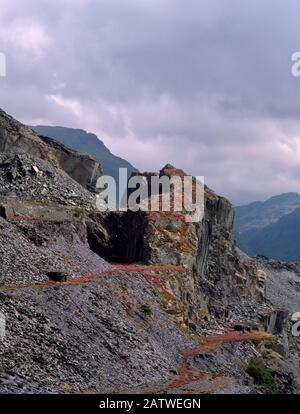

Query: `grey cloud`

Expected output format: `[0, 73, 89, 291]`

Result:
[1, 0, 300, 204]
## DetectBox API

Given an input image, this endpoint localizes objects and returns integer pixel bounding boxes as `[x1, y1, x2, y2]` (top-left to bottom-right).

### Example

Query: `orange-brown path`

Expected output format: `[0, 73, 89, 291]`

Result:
[2, 272, 111, 291]
[112, 264, 185, 272]
[0, 264, 185, 291]
[141, 331, 273, 394]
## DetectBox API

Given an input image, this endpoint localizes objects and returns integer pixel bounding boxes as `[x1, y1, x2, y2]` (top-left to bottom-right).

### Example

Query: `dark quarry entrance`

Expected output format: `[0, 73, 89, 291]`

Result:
[87, 210, 149, 263]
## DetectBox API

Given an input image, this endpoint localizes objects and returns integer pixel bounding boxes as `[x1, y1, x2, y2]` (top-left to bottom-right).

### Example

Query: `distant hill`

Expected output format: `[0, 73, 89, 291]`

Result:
[235, 192, 300, 232]
[235, 192, 300, 261]
[32, 126, 138, 185]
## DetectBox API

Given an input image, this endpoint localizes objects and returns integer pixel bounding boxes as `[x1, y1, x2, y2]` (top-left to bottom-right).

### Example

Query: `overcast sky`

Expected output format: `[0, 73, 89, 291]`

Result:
[1, 0, 300, 204]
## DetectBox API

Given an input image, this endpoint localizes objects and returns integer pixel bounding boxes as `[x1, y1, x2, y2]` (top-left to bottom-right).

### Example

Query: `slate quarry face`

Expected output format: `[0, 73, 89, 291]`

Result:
[0, 109, 102, 190]
[85, 164, 266, 334]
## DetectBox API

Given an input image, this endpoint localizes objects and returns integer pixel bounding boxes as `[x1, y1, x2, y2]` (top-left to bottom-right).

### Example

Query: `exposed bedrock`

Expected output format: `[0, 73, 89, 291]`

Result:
[38, 135, 102, 189]
[0, 109, 102, 189]
[87, 166, 265, 325]
[86, 211, 148, 263]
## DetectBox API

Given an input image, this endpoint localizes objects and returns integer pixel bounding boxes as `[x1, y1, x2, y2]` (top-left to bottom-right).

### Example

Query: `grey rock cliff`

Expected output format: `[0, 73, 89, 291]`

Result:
[0, 109, 102, 189]
[87, 165, 265, 327]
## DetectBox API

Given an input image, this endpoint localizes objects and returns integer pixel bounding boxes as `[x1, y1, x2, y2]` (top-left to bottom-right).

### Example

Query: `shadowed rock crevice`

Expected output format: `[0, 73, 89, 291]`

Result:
[87, 211, 148, 263]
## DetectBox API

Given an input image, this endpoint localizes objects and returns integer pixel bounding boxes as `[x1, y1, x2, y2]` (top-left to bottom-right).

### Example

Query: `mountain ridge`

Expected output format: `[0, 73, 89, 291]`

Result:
[235, 192, 300, 233]
[235, 192, 300, 261]
[32, 125, 138, 185]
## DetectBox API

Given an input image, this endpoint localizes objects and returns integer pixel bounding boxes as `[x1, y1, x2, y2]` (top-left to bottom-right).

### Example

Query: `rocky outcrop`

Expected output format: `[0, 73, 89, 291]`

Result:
[38, 135, 102, 190]
[88, 165, 265, 327]
[199, 189, 265, 314]
[0, 109, 102, 189]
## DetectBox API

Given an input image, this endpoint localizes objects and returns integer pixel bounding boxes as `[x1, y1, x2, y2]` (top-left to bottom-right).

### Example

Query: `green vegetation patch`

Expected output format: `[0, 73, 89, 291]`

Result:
[246, 357, 278, 394]
[141, 304, 152, 317]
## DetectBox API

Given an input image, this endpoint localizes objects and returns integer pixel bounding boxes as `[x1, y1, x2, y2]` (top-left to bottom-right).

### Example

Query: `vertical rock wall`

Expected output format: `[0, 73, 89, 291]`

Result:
[87, 165, 265, 327]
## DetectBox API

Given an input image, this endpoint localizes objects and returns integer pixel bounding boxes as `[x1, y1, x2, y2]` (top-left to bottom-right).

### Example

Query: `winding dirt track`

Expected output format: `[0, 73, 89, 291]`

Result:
[139, 331, 273, 394]
[1, 264, 185, 291]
